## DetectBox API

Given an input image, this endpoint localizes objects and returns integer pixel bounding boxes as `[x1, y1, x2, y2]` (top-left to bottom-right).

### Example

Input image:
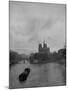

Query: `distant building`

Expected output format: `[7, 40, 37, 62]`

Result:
[38, 41, 50, 55]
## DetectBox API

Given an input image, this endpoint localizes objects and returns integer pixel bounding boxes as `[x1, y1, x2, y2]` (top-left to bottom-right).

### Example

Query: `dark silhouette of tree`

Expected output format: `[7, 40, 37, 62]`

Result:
[58, 45, 66, 59]
[9, 50, 18, 67]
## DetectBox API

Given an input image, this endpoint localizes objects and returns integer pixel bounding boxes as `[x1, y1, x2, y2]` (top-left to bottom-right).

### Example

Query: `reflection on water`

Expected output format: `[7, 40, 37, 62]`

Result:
[9, 60, 66, 89]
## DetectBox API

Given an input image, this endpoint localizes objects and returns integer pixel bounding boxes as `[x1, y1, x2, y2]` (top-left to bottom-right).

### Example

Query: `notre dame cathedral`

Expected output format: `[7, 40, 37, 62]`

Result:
[38, 41, 50, 55]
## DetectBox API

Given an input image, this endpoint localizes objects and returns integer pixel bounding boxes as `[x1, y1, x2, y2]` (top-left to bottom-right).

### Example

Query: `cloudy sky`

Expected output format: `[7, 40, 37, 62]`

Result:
[9, 1, 66, 54]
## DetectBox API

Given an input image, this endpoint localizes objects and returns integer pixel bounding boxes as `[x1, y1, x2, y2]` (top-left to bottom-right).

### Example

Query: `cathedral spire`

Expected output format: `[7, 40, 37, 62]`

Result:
[43, 40, 47, 48]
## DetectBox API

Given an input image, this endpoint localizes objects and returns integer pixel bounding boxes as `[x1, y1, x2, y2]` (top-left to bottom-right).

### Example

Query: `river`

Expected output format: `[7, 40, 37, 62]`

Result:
[9, 60, 65, 89]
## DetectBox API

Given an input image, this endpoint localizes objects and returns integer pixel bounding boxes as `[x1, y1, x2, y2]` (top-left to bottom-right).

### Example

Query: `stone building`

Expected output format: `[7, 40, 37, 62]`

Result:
[38, 41, 50, 55]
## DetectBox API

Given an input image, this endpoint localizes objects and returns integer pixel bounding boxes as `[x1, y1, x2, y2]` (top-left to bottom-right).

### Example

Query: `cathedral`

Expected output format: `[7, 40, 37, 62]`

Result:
[38, 41, 50, 54]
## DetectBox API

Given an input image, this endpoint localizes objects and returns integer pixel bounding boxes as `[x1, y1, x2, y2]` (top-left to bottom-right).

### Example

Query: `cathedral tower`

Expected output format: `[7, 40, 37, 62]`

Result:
[38, 43, 42, 52]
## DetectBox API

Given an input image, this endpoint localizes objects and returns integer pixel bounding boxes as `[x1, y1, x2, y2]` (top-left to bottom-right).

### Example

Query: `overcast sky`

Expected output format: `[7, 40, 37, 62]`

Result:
[9, 1, 66, 54]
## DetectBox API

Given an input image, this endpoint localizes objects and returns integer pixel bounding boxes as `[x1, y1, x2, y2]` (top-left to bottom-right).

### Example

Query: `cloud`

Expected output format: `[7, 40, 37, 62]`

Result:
[9, 1, 66, 54]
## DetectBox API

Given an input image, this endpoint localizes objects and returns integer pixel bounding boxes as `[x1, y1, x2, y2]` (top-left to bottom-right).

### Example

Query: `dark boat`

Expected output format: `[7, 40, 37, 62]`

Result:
[18, 68, 30, 83]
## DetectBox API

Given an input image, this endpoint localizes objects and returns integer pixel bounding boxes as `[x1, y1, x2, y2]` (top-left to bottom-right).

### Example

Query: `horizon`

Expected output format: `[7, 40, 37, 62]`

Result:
[10, 42, 65, 55]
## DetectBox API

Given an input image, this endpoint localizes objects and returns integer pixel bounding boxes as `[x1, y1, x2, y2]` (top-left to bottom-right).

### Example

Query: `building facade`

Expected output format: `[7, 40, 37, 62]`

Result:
[38, 41, 50, 55]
